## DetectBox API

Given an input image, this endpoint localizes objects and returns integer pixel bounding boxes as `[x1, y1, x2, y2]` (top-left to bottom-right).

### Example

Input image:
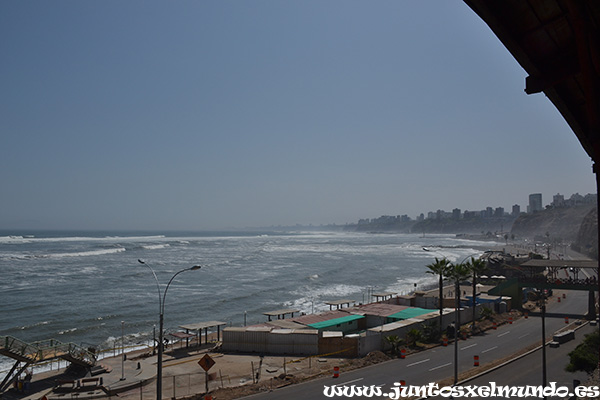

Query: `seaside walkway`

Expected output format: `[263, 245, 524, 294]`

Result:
[0, 336, 96, 393]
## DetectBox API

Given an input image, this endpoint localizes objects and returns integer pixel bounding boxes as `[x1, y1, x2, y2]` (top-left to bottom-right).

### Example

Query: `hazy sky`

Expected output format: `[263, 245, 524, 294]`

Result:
[1, 1, 596, 231]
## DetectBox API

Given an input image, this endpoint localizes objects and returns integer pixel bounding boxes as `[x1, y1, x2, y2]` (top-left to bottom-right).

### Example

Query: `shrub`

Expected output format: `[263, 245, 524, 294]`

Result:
[566, 331, 599, 374]
[384, 335, 404, 357]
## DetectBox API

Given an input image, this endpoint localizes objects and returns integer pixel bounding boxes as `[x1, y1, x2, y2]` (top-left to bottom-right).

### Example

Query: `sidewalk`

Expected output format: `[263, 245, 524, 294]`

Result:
[1, 341, 341, 400]
[1, 346, 159, 400]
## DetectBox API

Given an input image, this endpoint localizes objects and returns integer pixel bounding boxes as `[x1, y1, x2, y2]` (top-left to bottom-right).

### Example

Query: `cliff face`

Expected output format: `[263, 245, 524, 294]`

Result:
[510, 204, 595, 242]
[573, 207, 598, 259]
[411, 217, 514, 235]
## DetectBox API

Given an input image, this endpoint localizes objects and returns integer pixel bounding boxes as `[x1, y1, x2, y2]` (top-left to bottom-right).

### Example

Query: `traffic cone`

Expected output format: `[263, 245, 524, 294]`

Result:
[400, 348, 406, 359]
[333, 366, 340, 378]
[524, 311, 528, 319]
[474, 355, 479, 366]
[565, 317, 569, 324]
[442, 337, 448, 346]
[493, 322, 497, 330]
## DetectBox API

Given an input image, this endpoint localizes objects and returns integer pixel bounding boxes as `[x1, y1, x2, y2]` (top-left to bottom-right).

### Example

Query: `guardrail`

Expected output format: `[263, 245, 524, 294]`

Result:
[1, 336, 41, 361]
[66, 342, 96, 366]
[0, 336, 96, 366]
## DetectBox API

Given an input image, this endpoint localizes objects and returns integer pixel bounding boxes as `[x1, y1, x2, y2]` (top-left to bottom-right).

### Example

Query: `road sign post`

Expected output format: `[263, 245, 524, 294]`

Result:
[198, 354, 215, 394]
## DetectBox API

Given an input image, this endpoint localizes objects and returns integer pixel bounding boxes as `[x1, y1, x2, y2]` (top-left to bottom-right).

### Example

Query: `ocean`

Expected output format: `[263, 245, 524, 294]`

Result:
[0, 230, 491, 377]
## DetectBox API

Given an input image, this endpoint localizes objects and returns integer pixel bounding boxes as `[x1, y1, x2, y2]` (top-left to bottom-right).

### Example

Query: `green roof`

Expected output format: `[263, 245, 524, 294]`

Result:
[307, 315, 364, 329]
[387, 307, 432, 320]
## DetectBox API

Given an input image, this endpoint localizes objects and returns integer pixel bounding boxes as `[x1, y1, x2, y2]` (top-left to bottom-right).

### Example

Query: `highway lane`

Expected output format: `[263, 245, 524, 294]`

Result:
[245, 289, 592, 399]
[426, 322, 597, 400]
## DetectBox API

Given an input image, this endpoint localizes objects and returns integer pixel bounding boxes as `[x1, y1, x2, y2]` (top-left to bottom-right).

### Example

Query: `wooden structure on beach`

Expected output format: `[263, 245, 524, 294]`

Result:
[179, 321, 227, 345]
[324, 299, 355, 310]
[371, 292, 396, 302]
[263, 308, 300, 321]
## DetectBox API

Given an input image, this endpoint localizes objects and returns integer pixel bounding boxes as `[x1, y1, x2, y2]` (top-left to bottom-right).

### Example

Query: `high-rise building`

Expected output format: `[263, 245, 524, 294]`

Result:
[529, 193, 543, 213]
[512, 204, 520, 216]
[452, 208, 461, 220]
[552, 193, 565, 207]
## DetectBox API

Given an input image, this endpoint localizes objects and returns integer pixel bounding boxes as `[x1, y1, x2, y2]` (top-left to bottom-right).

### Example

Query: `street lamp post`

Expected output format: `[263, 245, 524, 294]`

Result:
[121, 321, 125, 381]
[454, 276, 460, 385]
[540, 276, 548, 395]
[138, 259, 202, 400]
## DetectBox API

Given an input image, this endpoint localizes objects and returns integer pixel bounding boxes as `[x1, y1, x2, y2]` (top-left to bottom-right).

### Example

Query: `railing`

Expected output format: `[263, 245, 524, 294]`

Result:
[66, 343, 97, 366]
[0, 336, 96, 366]
[518, 276, 598, 289]
[1, 336, 41, 361]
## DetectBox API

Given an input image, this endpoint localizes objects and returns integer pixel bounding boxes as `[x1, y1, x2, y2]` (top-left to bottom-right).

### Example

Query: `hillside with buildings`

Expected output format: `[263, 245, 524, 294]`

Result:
[345, 192, 597, 238]
[572, 207, 598, 259]
[510, 192, 596, 243]
[510, 203, 595, 242]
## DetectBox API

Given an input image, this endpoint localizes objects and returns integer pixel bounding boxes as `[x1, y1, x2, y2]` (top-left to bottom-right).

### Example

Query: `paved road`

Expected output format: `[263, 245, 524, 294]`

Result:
[245, 289, 592, 399]
[444, 322, 597, 400]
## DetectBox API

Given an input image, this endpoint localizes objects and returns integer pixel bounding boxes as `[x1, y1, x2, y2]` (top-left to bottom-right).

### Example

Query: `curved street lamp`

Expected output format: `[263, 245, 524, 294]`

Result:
[138, 259, 202, 400]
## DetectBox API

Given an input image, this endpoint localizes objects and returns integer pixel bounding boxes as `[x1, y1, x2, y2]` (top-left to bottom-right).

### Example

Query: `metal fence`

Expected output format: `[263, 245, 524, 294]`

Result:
[112, 370, 237, 400]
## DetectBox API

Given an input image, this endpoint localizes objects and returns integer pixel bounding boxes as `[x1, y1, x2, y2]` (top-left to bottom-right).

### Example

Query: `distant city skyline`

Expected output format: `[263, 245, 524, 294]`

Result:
[1, 1, 596, 231]
[354, 191, 597, 225]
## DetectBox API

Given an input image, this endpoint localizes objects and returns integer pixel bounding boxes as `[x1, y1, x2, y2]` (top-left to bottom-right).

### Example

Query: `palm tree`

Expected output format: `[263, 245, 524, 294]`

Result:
[384, 335, 403, 356]
[446, 261, 471, 385]
[466, 257, 488, 334]
[425, 257, 451, 336]
[446, 262, 471, 331]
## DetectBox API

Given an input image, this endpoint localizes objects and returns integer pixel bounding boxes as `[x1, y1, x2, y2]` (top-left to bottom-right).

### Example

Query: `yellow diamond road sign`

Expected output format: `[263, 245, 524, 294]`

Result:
[198, 354, 215, 372]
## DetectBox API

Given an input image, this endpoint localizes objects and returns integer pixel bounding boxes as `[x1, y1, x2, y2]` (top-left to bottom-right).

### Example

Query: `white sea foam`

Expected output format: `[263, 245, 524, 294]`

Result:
[386, 275, 438, 296]
[286, 283, 366, 314]
[47, 247, 126, 258]
[0, 235, 166, 244]
[141, 244, 170, 250]
[19, 321, 51, 330]
[1, 246, 126, 259]
[0, 236, 32, 244]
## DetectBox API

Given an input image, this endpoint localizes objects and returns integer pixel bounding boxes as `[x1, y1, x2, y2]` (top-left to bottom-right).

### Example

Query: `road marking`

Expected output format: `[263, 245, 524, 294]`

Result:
[461, 343, 478, 350]
[482, 346, 498, 354]
[407, 358, 430, 367]
[498, 331, 510, 337]
[429, 362, 452, 371]
[337, 378, 363, 386]
[518, 333, 530, 339]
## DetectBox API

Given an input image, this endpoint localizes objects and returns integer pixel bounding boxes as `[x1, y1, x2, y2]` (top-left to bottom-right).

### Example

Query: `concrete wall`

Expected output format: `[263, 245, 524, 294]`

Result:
[414, 296, 437, 309]
[318, 333, 359, 358]
[357, 330, 383, 356]
[364, 314, 387, 328]
[222, 327, 319, 355]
